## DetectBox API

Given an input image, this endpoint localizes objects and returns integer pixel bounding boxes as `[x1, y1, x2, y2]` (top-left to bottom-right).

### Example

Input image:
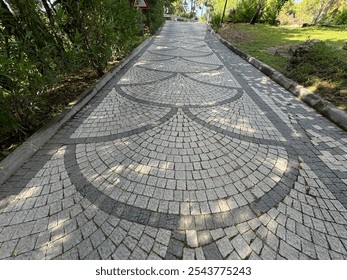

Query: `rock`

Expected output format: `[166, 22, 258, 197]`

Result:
[274, 46, 292, 58]
[305, 39, 322, 47]
[302, 23, 315, 28]
[286, 39, 322, 71]
[288, 45, 299, 56]
[263, 45, 293, 58]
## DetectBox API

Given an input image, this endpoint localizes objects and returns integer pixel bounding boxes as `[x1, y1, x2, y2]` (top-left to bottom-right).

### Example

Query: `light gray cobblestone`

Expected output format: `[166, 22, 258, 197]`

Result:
[1, 21, 347, 260]
[232, 235, 252, 259]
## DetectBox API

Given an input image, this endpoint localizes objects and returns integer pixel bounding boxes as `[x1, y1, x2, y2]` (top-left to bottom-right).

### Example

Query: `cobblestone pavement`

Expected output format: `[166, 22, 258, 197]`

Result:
[1, 21, 347, 260]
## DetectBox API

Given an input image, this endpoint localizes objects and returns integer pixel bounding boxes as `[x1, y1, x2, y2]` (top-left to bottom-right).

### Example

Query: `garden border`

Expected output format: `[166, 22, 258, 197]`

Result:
[0, 35, 154, 186]
[209, 26, 347, 132]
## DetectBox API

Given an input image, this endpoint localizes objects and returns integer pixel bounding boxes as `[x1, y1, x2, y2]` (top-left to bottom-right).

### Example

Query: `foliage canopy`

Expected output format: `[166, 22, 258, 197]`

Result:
[204, 0, 347, 25]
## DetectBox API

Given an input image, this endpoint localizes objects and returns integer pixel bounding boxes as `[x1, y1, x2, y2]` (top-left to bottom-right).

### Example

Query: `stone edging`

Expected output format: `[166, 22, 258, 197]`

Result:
[0, 35, 155, 187]
[209, 26, 347, 132]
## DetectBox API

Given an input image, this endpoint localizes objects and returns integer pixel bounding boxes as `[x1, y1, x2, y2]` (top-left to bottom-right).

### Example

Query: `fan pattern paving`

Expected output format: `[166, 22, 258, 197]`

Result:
[1, 22, 347, 260]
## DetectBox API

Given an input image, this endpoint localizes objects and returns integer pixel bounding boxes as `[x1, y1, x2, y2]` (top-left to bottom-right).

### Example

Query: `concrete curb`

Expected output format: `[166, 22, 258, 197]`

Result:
[209, 27, 347, 132]
[0, 36, 153, 187]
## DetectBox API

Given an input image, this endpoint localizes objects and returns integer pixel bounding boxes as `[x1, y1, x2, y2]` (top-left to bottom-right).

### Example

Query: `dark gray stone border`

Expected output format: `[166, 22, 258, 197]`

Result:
[64, 141, 299, 231]
[61, 87, 243, 145]
[208, 26, 347, 132]
[148, 48, 214, 58]
[115, 84, 243, 109]
[137, 62, 224, 73]
[65, 108, 178, 144]
[183, 108, 285, 146]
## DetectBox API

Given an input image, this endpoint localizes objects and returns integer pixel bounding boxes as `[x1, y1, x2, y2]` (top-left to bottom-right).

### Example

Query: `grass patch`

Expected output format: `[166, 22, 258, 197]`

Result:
[218, 23, 347, 108]
[287, 42, 347, 108]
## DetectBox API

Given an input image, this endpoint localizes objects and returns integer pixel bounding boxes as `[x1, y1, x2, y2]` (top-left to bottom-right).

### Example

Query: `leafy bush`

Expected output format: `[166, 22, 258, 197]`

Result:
[334, 8, 347, 25]
[145, 0, 166, 34]
[228, 0, 287, 25]
[230, 0, 259, 23]
[262, 0, 287, 25]
[210, 12, 223, 29]
[0, 0, 165, 156]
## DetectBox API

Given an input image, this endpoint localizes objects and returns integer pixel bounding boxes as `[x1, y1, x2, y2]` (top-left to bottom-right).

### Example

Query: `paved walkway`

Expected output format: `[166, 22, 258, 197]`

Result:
[1, 21, 347, 260]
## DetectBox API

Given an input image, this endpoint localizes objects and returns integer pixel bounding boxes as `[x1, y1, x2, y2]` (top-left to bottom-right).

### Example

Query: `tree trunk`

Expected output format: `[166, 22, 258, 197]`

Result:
[313, 0, 338, 24]
[250, 0, 262, 25]
[41, 0, 55, 26]
[41, 0, 67, 54]
[0, 0, 21, 38]
[312, 0, 326, 24]
[221, 0, 228, 24]
[316, 0, 337, 23]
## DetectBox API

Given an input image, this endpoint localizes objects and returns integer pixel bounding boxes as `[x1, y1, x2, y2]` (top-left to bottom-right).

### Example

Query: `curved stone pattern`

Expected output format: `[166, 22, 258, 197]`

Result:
[187, 69, 241, 88]
[136, 57, 222, 73]
[148, 46, 213, 57]
[1, 21, 347, 261]
[152, 41, 210, 51]
[70, 89, 172, 139]
[189, 94, 286, 142]
[74, 110, 290, 216]
[180, 54, 224, 65]
[118, 66, 173, 85]
[120, 74, 239, 107]
[139, 52, 175, 62]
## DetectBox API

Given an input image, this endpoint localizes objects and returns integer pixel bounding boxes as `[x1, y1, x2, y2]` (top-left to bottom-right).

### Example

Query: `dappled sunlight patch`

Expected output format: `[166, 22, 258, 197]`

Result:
[274, 157, 288, 173]
[196, 72, 222, 77]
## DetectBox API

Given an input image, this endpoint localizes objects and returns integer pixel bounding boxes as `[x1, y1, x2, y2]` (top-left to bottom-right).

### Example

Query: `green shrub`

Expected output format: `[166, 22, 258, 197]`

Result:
[230, 0, 259, 23]
[335, 8, 347, 25]
[0, 0, 165, 153]
[145, 0, 165, 34]
[262, 0, 286, 25]
[210, 13, 223, 29]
